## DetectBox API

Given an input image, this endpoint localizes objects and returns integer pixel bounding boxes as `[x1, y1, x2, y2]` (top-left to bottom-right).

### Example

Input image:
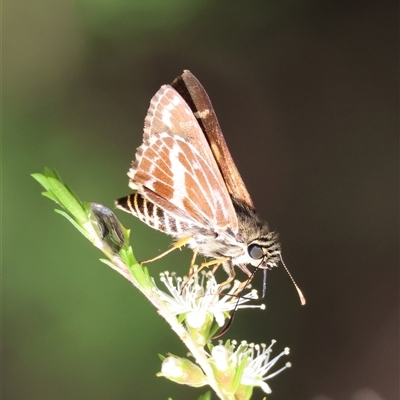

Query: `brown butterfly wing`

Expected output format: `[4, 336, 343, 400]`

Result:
[128, 86, 239, 233]
[171, 70, 255, 210]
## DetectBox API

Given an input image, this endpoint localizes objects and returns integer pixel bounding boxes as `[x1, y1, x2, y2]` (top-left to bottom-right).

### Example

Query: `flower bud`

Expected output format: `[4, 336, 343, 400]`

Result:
[159, 356, 207, 387]
[185, 311, 213, 346]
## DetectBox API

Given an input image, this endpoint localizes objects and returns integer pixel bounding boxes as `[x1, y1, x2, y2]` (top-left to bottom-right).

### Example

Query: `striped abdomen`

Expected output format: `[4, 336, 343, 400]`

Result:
[116, 193, 189, 236]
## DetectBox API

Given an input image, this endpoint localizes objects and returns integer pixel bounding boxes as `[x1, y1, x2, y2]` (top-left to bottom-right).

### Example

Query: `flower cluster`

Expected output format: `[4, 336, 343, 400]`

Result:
[155, 270, 263, 344]
[211, 340, 291, 396]
[154, 270, 291, 398]
[160, 338, 291, 399]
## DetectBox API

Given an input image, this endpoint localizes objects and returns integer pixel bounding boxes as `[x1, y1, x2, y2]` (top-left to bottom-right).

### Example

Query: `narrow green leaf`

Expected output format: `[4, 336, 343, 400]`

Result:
[31, 173, 52, 192]
[54, 209, 92, 241]
[33, 171, 88, 224]
[231, 353, 249, 393]
[99, 259, 120, 269]
[197, 391, 212, 400]
[64, 183, 85, 208]
[46, 167, 62, 181]
[129, 263, 154, 291]
[177, 313, 187, 324]
[46, 177, 88, 223]
[41, 191, 61, 205]
[208, 321, 221, 340]
[120, 247, 137, 267]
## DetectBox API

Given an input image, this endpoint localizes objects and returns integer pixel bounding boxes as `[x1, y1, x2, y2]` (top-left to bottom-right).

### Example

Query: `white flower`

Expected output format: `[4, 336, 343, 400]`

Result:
[211, 340, 291, 395]
[155, 270, 264, 328]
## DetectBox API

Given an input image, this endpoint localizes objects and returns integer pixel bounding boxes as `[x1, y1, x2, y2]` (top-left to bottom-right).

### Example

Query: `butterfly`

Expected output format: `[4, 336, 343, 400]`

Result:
[116, 70, 303, 303]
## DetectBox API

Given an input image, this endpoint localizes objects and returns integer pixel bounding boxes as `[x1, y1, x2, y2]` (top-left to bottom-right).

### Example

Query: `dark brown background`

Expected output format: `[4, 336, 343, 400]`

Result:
[4, 1, 398, 399]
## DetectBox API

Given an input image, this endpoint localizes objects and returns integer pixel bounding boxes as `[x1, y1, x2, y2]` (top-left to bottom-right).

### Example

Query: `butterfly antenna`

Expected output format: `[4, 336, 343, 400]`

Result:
[279, 253, 306, 305]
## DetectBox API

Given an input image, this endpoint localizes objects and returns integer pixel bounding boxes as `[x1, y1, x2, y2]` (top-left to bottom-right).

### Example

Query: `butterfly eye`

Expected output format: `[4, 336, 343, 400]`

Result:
[248, 244, 264, 260]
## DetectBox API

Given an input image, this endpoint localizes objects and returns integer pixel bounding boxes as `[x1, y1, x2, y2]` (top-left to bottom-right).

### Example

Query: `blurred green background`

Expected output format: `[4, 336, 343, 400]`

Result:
[4, 1, 398, 400]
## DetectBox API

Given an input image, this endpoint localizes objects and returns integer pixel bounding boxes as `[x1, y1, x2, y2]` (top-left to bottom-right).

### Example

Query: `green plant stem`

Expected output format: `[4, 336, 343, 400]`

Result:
[104, 251, 229, 400]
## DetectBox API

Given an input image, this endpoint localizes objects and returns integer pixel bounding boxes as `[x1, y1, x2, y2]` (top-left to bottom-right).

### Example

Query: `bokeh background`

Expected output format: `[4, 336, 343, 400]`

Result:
[4, 1, 398, 400]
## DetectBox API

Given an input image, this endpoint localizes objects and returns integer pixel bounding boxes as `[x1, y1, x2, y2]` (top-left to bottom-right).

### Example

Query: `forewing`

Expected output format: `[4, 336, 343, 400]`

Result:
[171, 70, 255, 210]
[129, 87, 238, 233]
[143, 85, 218, 169]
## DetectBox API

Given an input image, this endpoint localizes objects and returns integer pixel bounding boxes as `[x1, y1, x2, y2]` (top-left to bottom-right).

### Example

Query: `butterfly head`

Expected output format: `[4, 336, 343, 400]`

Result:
[246, 232, 281, 269]
[231, 198, 281, 270]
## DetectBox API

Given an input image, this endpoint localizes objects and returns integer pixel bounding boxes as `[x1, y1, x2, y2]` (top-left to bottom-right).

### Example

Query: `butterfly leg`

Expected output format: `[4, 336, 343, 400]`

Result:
[183, 256, 229, 285]
[199, 258, 229, 273]
[180, 258, 230, 297]
[179, 249, 200, 292]
[192, 258, 234, 294]
[141, 236, 192, 264]
[214, 260, 237, 292]
[189, 248, 199, 274]
[215, 261, 255, 296]
[181, 252, 224, 291]
[227, 264, 255, 295]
